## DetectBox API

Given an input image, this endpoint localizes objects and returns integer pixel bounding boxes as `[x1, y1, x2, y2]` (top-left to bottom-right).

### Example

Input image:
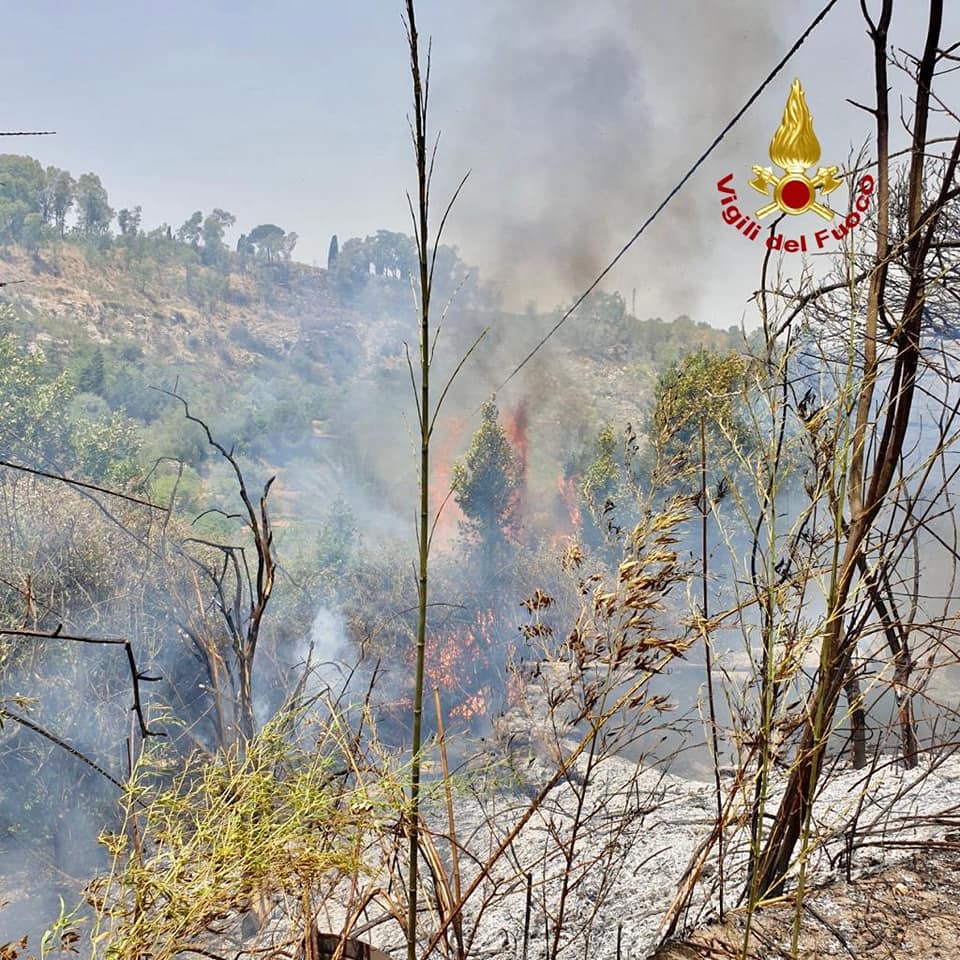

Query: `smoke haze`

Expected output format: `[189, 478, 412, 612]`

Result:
[436, 1, 777, 319]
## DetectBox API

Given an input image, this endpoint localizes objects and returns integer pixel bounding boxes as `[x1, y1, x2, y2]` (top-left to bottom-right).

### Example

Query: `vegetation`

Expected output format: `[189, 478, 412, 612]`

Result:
[2, 3, 958, 959]
[90, 712, 399, 960]
[451, 399, 522, 565]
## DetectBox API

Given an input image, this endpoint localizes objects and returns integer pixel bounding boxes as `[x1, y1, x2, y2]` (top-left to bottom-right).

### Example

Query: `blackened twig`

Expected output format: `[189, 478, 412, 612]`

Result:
[0, 626, 164, 738]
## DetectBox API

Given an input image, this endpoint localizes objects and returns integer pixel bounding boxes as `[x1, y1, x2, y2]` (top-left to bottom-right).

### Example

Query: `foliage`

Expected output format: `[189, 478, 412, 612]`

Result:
[247, 223, 297, 264]
[581, 424, 621, 511]
[75, 173, 113, 239]
[89, 712, 398, 960]
[176, 211, 202, 247]
[316, 496, 358, 579]
[200, 208, 236, 267]
[70, 412, 142, 485]
[116, 206, 142, 239]
[0, 155, 46, 245]
[577, 422, 637, 550]
[0, 329, 141, 484]
[451, 398, 523, 556]
[648, 347, 752, 485]
[45, 166, 75, 238]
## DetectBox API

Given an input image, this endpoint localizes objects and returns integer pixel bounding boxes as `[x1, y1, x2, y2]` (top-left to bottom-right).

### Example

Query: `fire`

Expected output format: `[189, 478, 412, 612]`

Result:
[451, 690, 488, 721]
[502, 399, 529, 531]
[425, 609, 497, 722]
[429, 414, 468, 551]
[556, 474, 582, 532]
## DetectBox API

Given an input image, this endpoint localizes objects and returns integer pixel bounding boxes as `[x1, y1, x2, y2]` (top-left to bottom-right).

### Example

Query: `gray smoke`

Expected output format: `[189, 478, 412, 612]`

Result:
[434, 1, 778, 317]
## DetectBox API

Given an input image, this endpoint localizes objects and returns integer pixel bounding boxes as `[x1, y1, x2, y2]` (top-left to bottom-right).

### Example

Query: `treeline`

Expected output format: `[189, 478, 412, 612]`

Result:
[0, 154, 297, 269]
[0, 154, 489, 311]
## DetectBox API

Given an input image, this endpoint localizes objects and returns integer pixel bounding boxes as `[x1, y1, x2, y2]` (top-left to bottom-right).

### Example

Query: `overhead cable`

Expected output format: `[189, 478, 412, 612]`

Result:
[493, 0, 841, 394]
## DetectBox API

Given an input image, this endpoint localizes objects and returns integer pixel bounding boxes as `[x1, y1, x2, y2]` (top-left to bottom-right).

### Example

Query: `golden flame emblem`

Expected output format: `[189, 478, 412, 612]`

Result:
[749, 79, 841, 220]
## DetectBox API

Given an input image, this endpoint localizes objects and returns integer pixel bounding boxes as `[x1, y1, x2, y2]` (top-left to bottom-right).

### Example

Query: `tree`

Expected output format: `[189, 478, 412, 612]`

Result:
[0, 330, 73, 461]
[176, 210, 203, 247]
[46, 167, 75, 238]
[117, 206, 142, 238]
[201, 208, 236, 266]
[746, 0, 958, 905]
[75, 348, 105, 395]
[75, 173, 113, 238]
[0, 325, 139, 483]
[327, 233, 339, 270]
[316, 497, 357, 580]
[451, 399, 522, 564]
[0, 154, 45, 243]
[247, 223, 295, 264]
[648, 347, 751, 484]
[278, 230, 297, 260]
[578, 423, 631, 548]
[369, 229, 415, 278]
[20, 212, 45, 253]
[581, 424, 621, 510]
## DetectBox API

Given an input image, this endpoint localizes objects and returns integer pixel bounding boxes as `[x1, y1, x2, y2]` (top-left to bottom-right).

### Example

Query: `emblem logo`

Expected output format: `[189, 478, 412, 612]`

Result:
[748, 79, 841, 221]
[716, 78, 874, 254]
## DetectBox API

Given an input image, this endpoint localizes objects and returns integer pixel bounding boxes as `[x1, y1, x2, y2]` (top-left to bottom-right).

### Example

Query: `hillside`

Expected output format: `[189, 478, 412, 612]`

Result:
[0, 155, 751, 953]
[0, 183, 741, 542]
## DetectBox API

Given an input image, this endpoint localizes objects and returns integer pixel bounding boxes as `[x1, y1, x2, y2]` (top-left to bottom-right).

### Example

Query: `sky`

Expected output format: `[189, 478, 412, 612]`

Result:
[0, 1, 956, 327]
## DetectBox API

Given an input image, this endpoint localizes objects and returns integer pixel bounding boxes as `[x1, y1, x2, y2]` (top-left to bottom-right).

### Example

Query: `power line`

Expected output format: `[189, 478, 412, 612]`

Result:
[493, 0, 841, 396]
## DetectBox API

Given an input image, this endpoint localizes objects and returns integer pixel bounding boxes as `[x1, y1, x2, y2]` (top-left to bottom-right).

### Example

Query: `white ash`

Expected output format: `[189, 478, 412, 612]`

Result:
[217, 748, 960, 960]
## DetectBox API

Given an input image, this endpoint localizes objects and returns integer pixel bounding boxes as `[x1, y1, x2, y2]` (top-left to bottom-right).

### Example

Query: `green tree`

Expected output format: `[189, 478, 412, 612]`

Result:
[327, 233, 339, 270]
[20, 211, 45, 252]
[75, 172, 113, 237]
[581, 424, 620, 509]
[201, 208, 236, 266]
[648, 347, 751, 483]
[0, 332, 73, 460]
[177, 210, 203, 247]
[117, 205, 142, 238]
[451, 399, 522, 562]
[369, 229, 415, 278]
[316, 497, 357, 580]
[0, 328, 139, 483]
[0, 154, 45, 243]
[247, 223, 295, 264]
[247, 223, 284, 263]
[76, 347, 106, 395]
[70, 412, 141, 485]
[333, 236, 374, 295]
[46, 166, 75, 238]
[573, 423, 637, 553]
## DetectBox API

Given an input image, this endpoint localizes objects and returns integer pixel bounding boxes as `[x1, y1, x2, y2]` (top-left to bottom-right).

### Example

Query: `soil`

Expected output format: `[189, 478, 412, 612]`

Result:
[652, 846, 960, 959]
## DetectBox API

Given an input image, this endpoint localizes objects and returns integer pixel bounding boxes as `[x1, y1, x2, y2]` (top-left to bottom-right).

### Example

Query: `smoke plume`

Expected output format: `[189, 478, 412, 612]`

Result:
[435, 2, 778, 319]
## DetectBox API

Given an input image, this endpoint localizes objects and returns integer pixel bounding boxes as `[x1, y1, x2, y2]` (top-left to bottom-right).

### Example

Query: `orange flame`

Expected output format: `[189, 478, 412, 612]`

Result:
[425, 609, 497, 721]
[502, 399, 529, 532]
[557, 474, 582, 532]
[430, 414, 467, 551]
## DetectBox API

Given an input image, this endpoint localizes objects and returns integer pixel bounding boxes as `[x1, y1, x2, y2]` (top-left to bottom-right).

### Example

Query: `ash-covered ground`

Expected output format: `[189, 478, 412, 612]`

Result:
[206, 746, 960, 960]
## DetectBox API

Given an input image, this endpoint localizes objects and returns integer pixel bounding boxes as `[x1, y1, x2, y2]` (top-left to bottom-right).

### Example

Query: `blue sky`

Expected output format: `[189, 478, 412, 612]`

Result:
[0, 2, 955, 323]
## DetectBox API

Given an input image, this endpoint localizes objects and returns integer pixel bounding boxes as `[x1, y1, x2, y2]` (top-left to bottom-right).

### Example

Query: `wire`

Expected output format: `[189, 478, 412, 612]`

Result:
[492, 0, 841, 396]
